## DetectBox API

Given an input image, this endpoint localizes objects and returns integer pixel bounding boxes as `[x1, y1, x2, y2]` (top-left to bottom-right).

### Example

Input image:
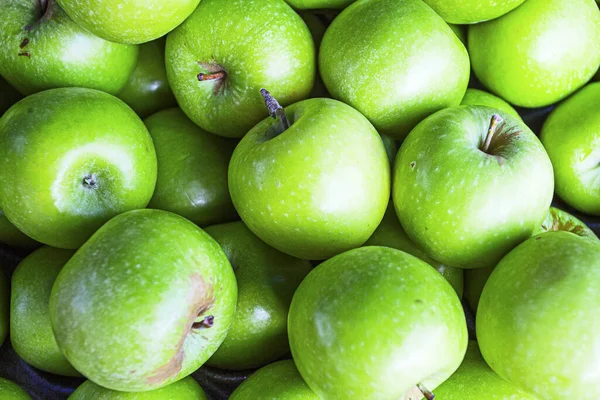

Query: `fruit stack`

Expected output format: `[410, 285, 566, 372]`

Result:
[0, 0, 599, 399]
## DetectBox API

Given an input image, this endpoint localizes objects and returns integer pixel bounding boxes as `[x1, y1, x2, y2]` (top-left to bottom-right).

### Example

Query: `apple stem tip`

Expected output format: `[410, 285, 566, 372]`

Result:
[192, 315, 214, 330]
[482, 113, 503, 153]
[197, 71, 226, 82]
[417, 383, 435, 400]
[260, 88, 290, 131]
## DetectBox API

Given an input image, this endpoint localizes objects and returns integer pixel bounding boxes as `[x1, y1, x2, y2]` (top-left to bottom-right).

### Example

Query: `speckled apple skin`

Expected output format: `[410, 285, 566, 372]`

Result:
[0, 0, 138, 95]
[68, 377, 208, 400]
[423, 0, 525, 24]
[0, 377, 31, 400]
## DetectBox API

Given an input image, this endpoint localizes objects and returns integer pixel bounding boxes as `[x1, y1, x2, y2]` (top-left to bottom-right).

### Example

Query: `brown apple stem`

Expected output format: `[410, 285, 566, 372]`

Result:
[197, 71, 226, 81]
[417, 383, 435, 400]
[260, 88, 290, 132]
[192, 315, 214, 329]
[482, 114, 503, 153]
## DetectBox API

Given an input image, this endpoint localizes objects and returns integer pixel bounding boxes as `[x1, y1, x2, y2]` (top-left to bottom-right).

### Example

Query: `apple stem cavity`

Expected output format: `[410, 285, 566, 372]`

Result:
[197, 71, 226, 82]
[192, 315, 214, 330]
[481, 114, 503, 153]
[260, 88, 290, 132]
[417, 383, 435, 400]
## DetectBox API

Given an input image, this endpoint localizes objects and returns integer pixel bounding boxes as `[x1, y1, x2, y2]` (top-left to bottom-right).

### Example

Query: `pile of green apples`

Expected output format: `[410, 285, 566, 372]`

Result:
[0, 0, 599, 398]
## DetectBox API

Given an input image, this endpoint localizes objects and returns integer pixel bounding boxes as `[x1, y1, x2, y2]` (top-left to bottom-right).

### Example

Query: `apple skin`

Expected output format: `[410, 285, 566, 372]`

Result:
[477, 231, 600, 398]
[49, 209, 238, 392]
[145, 108, 238, 227]
[288, 246, 467, 399]
[541, 82, 600, 216]
[448, 24, 467, 46]
[229, 98, 390, 260]
[460, 89, 521, 121]
[423, 0, 526, 24]
[319, 0, 470, 140]
[0, 270, 7, 347]
[0, 87, 157, 249]
[229, 360, 319, 400]
[394, 106, 554, 269]
[68, 377, 207, 400]
[0, 377, 31, 400]
[57, 0, 200, 44]
[469, 0, 600, 108]
[166, 0, 315, 138]
[0, 209, 40, 249]
[0, 0, 138, 96]
[285, 0, 355, 9]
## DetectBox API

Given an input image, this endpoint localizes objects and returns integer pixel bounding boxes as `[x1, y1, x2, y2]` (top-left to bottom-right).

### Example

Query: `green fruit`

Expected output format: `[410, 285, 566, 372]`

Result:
[0, 88, 157, 249]
[469, 0, 600, 108]
[423, 0, 526, 24]
[0, 76, 22, 115]
[229, 97, 390, 260]
[145, 108, 238, 227]
[284, 0, 355, 9]
[166, 0, 315, 138]
[0, 209, 39, 249]
[460, 89, 520, 120]
[541, 82, 600, 215]
[0, 270, 7, 347]
[205, 221, 312, 370]
[288, 246, 467, 399]
[0, 0, 138, 95]
[448, 24, 467, 46]
[463, 266, 494, 313]
[49, 209, 238, 392]
[0, 378, 31, 400]
[68, 377, 207, 400]
[319, 0, 470, 140]
[394, 106, 554, 268]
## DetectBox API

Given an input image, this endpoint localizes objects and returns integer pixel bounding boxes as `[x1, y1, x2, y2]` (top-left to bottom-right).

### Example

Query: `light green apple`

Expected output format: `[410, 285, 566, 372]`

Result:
[319, 0, 470, 140]
[0, 0, 138, 95]
[68, 377, 207, 400]
[57, 0, 200, 44]
[541, 82, 600, 216]
[477, 231, 600, 398]
[0, 76, 22, 115]
[49, 209, 238, 392]
[0, 87, 157, 249]
[288, 246, 467, 399]
[229, 97, 390, 260]
[0, 209, 39, 249]
[423, 0, 526, 24]
[469, 0, 600, 108]
[284, 0, 355, 9]
[0, 378, 31, 400]
[448, 24, 467, 46]
[145, 108, 238, 227]
[0, 270, 7, 347]
[166, 0, 315, 138]
[394, 106, 554, 268]
[461, 89, 520, 120]
[205, 221, 312, 370]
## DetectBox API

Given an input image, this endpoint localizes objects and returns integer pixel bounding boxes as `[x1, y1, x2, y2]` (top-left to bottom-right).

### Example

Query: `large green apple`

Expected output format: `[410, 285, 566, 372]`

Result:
[0, 87, 157, 249]
[0, 0, 138, 95]
[469, 0, 600, 108]
[229, 97, 390, 260]
[0, 76, 22, 115]
[288, 246, 467, 399]
[0, 270, 7, 347]
[394, 106, 554, 268]
[0, 378, 31, 400]
[229, 360, 318, 400]
[11, 246, 80, 376]
[460, 89, 520, 120]
[285, 0, 355, 9]
[145, 108, 238, 227]
[423, 0, 526, 24]
[166, 0, 315, 138]
[49, 209, 238, 392]
[68, 377, 207, 400]
[477, 231, 600, 398]
[205, 221, 312, 370]
[57, 0, 200, 44]
[0, 210, 39, 249]
[541, 82, 600, 216]
[319, 0, 470, 140]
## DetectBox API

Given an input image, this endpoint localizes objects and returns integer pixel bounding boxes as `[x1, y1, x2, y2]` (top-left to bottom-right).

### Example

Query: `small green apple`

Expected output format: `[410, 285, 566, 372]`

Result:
[460, 89, 520, 120]
[469, 0, 600, 108]
[145, 108, 238, 227]
[0, 377, 31, 400]
[0, 209, 39, 249]
[288, 246, 467, 399]
[423, 0, 526, 24]
[0, 76, 22, 115]
[0, 87, 157, 249]
[49, 209, 238, 392]
[205, 221, 312, 370]
[68, 377, 207, 400]
[284, 0, 355, 9]
[0, 270, 7, 347]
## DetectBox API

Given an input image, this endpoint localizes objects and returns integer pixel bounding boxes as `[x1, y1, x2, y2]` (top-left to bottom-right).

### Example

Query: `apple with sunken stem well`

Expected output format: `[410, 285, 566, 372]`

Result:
[229, 91, 390, 260]
[0, 210, 40, 249]
[166, 0, 315, 138]
[460, 89, 520, 121]
[0, 270, 7, 347]
[394, 106, 554, 269]
[205, 221, 312, 370]
[288, 246, 467, 400]
[68, 377, 207, 400]
[423, 0, 526, 24]
[49, 209, 238, 392]
[469, 0, 600, 108]
[477, 230, 600, 398]
[0, 378, 31, 400]
[0, 0, 138, 96]
[319, 0, 470, 140]
[0, 87, 157, 249]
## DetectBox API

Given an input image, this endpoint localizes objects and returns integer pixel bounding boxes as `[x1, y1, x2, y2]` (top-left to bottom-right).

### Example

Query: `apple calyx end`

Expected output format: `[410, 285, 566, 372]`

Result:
[192, 315, 214, 330]
[82, 174, 98, 190]
[260, 88, 290, 132]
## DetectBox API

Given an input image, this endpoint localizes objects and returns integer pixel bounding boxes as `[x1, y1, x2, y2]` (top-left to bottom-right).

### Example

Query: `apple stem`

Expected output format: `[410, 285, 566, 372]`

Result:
[192, 315, 214, 329]
[260, 88, 290, 132]
[417, 383, 435, 400]
[197, 71, 226, 82]
[482, 114, 503, 153]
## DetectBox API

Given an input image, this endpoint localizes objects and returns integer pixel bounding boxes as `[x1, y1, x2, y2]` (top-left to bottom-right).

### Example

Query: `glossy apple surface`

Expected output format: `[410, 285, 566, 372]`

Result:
[423, 0, 526, 24]
[68, 377, 207, 400]
[0, 377, 31, 400]
[460, 88, 520, 120]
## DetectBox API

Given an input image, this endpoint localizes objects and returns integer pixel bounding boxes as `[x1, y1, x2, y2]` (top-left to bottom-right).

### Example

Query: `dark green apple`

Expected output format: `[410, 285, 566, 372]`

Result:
[461, 89, 520, 120]
[205, 221, 312, 370]
[68, 377, 207, 400]
[285, 0, 355, 9]
[0, 209, 39, 249]
[0, 378, 31, 400]
[49, 209, 238, 392]
[0, 270, 7, 347]
[145, 108, 238, 227]
[423, 0, 526, 24]
[0, 0, 138, 95]
[0, 76, 22, 115]
[0, 87, 157, 249]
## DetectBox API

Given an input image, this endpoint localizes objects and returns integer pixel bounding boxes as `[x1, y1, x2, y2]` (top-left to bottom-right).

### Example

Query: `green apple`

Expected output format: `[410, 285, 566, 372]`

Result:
[299, 11, 330, 99]
[57, 0, 200, 44]
[11, 246, 80, 376]
[288, 246, 467, 399]
[469, 0, 600, 108]
[541, 82, 600, 216]
[229, 96, 390, 260]
[423, 0, 526, 24]
[0, 270, 7, 347]
[319, 0, 470, 140]
[477, 231, 600, 398]
[364, 205, 464, 297]
[0, 87, 157, 249]
[166, 0, 315, 138]
[0, 76, 22, 115]
[230, 360, 318, 400]
[394, 106, 554, 269]
[448, 24, 467, 46]
[69, 377, 207, 400]
[0, 0, 138, 95]
[460, 89, 520, 120]
[145, 108, 238, 227]
[205, 221, 312, 370]
[0, 209, 39, 249]
[381, 135, 398, 166]
[0, 378, 31, 400]
[118, 38, 177, 118]
[49, 209, 238, 392]
[285, 0, 355, 9]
